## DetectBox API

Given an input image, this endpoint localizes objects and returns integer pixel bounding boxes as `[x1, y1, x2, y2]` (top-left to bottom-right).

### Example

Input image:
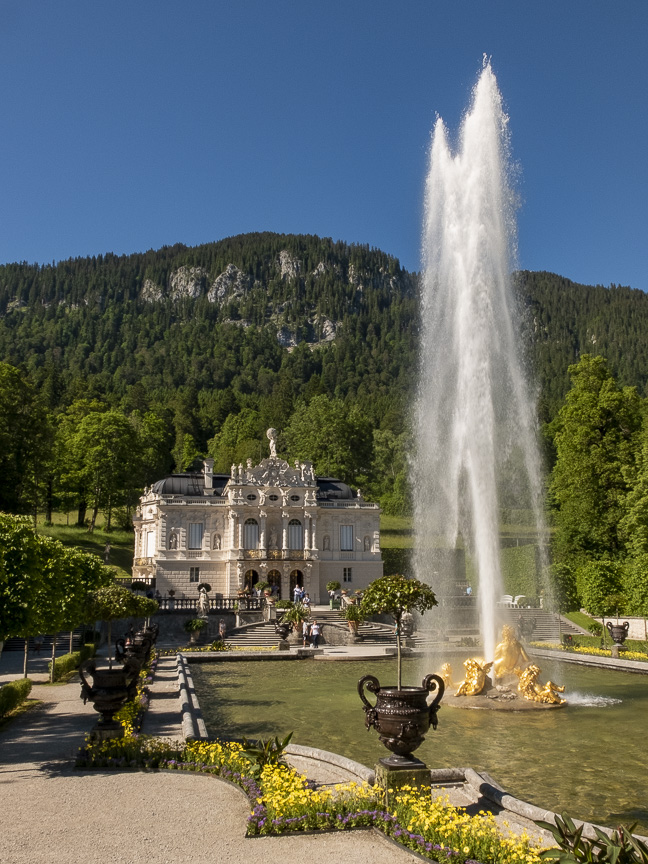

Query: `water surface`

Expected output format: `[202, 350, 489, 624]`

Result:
[192, 657, 648, 832]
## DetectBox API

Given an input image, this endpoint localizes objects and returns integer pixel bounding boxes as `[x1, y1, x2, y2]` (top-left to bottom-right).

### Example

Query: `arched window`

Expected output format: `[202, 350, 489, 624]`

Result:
[244, 569, 259, 591]
[290, 570, 303, 594]
[244, 518, 259, 549]
[267, 569, 282, 599]
[288, 519, 303, 550]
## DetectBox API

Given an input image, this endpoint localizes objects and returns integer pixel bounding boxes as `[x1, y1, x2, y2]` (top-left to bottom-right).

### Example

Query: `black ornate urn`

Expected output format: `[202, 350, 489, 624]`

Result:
[607, 621, 630, 646]
[358, 673, 445, 766]
[79, 660, 138, 737]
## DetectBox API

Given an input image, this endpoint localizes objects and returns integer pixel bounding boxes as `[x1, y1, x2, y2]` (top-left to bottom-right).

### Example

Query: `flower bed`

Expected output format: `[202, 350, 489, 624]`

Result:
[530, 642, 648, 662]
[75, 735, 544, 864]
[160, 644, 278, 656]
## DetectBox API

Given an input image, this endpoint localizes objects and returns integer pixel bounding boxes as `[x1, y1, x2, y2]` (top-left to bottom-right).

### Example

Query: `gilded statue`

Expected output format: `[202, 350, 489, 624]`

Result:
[440, 663, 454, 689]
[493, 624, 530, 679]
[515, 664, 566, 705]
[454, 658, 493, 697]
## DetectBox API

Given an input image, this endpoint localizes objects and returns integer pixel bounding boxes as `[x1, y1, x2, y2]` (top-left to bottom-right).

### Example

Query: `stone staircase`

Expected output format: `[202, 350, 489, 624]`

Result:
[223, 607, 397, 649]
[502, 608, 586, 642]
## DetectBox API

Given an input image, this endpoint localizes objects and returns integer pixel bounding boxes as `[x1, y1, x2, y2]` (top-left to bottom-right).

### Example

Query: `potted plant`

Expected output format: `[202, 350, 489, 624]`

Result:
[183, 617, 207, 644]
[168, 589, 176, 610]
[357, 574, 444, 765]
[130, 580, 148, 593]
[279, 602, 310, 640]
[342, 602, 364, 634]
[326, 580, 341, 609]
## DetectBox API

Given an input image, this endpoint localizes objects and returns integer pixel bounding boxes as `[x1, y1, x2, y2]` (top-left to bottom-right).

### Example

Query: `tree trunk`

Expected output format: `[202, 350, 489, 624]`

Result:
[77, 501, 87, 527]
[69, 630, 74, 653]
[50, 635, 56, 684]
[23, 638, 29, 678]
[395, 615, 402, 690]
[89, 504, 99, 533]
[108, 620, 112, 669]
[106, 497, 112, 532]
[46, 479, 53, 524]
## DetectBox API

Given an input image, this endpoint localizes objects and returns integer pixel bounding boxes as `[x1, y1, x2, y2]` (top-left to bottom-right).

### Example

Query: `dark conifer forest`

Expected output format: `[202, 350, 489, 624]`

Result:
[1, 231, 646, 521]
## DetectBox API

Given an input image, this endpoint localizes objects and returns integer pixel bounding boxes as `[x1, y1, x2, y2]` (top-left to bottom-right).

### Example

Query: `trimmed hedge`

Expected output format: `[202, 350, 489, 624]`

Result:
[49, 644, 96, 682]
[0, 678, 32, 718]
[382, 547, 412, 576]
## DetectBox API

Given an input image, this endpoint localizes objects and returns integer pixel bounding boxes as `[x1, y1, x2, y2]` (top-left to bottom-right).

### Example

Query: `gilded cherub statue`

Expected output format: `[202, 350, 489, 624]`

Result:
[493, 624, 530, 679]
[454, 658, 493, 697]
[515, 664, 566, 705]
[440, 662, 454, 689]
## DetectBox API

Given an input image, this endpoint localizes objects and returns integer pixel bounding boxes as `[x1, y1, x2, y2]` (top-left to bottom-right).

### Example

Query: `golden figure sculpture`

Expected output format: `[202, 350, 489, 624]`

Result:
[440, 663, 454, 689]
[515, 664, 566, 704]
[493, 625, 530, 679]
[454, 658, 493, 697]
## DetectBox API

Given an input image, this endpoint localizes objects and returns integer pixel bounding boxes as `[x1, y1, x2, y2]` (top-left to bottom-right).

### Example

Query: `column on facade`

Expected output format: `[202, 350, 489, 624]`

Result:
[310, 516, 317, 551]
[238, 515, 244, 550]
[259, 510, 267, 551]
[304, 514, 311, 551]
[229, 510, 238, 550]
[281, 511, 289, 551]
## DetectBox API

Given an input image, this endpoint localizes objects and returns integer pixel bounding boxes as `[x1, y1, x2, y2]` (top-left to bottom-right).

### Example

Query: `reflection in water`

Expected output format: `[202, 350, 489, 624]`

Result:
[191, 658, 648, 832]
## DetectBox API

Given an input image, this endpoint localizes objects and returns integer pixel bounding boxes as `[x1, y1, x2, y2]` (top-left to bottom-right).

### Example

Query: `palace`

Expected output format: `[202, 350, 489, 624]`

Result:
[132, 434, 382, 603]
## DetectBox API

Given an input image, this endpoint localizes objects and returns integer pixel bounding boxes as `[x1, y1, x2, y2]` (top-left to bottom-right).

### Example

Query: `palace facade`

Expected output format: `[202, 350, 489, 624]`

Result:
[132, 447, 382, 603]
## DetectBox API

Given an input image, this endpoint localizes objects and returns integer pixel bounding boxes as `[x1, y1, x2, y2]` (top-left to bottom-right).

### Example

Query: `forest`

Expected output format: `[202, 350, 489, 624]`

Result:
[2, 231, 648, 535]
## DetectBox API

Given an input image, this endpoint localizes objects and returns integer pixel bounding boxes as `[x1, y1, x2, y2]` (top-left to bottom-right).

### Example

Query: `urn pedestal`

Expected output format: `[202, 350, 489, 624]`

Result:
[79, 661, 138, 741]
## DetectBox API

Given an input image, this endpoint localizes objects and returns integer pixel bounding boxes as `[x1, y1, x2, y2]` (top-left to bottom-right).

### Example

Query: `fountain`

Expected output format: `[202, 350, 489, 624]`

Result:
[414, 59, 547, 663]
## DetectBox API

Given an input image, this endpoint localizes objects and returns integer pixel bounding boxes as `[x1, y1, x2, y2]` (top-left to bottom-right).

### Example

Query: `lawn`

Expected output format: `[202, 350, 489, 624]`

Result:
[36, 512, 134, 579]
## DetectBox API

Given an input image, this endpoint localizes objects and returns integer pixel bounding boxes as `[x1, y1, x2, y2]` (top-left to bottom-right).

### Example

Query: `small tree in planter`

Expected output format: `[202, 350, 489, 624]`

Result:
[326, 580, 341, 609]
[279, 602, 310, 635]
[183, 618, 207, 644]
[341, 602, 364, 634]
[360, 574, 438, 689]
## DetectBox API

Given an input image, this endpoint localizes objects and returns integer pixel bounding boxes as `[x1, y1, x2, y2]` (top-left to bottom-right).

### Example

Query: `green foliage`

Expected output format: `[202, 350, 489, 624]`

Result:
[360, 573, 438, 624]
[381, 547, 412, 576]
[0, 514, 43, 639]
[85, 583, 154, 622]
[500, 545, 539, 600]
[239, 732, 293, 779]
[623, 554, 648, 617]
[283, 395, 373, 485]
[49, 644, 96, 682]
[279, 602, 310, 626]
[549, 355, 642, 565]
[341, 603, 364, 623]
[537, 811, 648, 863]
[576, 560, 626, 617]
[183, 618, 207, 633]
[549, 563, 581, 612]
[0, 678, 33, 718]
[325, 581, 341, 592]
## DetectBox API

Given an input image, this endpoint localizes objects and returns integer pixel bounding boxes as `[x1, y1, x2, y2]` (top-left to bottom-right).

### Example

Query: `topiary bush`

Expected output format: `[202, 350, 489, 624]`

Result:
[49, 644, 97, 682]
[0, 678, 33, 718]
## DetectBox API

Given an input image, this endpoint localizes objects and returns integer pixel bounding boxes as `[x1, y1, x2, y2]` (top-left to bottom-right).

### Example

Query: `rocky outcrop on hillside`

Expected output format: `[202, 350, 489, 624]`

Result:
[207, 264, 249, 303]
[169, 266, 207, 300]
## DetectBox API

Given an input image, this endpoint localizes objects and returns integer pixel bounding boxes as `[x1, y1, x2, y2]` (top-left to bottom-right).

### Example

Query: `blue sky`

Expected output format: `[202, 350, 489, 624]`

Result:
[1, 1, 646, 290]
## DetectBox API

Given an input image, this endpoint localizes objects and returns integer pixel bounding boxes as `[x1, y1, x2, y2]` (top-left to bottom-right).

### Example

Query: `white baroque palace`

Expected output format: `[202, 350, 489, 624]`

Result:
[132, 446, 382, 603]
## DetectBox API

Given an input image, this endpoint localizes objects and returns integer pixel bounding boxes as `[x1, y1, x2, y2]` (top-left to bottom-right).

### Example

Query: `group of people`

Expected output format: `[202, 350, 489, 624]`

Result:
[292, 584, 311, 607]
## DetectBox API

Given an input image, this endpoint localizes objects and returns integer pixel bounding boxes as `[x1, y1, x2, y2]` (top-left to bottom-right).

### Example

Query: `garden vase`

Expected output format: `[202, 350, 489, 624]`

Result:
[606, 621, 630, 645]
[79, 660, 137, 728]
[358, 673, 445, 764]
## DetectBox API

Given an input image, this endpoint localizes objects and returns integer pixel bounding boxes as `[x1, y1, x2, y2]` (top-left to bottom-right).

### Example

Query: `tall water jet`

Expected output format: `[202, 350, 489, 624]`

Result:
[414, 62, 546, 661]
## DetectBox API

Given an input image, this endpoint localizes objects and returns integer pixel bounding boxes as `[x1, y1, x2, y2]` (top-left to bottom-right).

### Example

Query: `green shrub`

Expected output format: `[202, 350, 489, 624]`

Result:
[49, 644, 96, 682]
[183, 618, 207, 633]
[381, 547, 412, 576]
[0, 678, 33, 717]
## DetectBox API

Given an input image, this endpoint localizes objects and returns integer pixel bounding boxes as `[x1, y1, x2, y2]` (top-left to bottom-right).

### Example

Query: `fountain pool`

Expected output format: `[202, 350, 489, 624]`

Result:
[192, 656, 648, 832]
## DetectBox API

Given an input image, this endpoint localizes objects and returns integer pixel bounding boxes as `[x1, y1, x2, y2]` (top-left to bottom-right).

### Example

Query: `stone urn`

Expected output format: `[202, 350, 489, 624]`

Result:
[358, 673, 445, 766]
[79, 660, 138, 738]
[607, 621, 630, 646]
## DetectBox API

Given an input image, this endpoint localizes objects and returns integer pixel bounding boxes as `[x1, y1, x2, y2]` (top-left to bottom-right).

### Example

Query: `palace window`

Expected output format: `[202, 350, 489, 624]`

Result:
[288, 519, 303, 550]
[340, 524, 354, 551]
[343, 567, 353, 583]
[244, 518, 259, 549]
[190, 567, 200, 583]
[146, 530, 156, 557]
[188, 523, 204, 550]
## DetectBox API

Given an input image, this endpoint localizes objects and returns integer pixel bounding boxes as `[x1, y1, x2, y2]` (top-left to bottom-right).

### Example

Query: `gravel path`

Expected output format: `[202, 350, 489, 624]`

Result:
[0, 656, 416, 864]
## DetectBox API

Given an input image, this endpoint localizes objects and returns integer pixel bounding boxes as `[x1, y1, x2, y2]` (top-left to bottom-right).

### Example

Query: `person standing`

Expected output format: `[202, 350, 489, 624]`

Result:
[302, 619, 311, 647]
[293, 583, 303, 603]
[310, 620, 321, 648]
[218, 618, 227, 641]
